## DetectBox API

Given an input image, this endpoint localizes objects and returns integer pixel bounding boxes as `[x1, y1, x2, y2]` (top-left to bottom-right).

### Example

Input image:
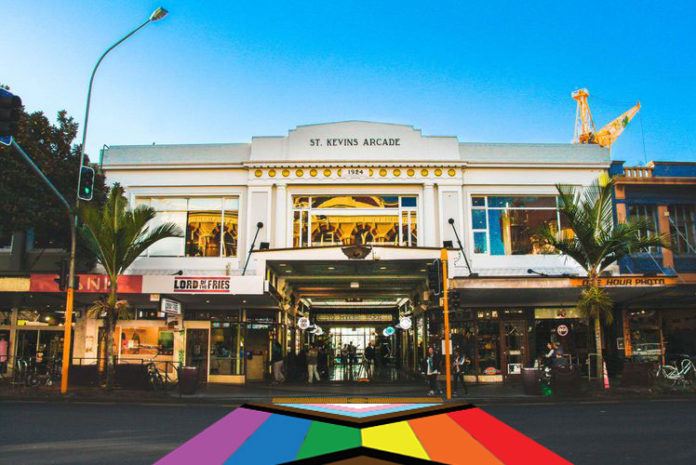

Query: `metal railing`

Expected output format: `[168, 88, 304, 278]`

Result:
[622, 166, 653, 178]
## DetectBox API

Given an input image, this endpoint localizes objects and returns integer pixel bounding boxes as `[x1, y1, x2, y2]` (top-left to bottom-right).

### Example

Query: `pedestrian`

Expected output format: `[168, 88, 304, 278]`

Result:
[364, 341, 375, 378]
[553, 342, 568, 368]
[271, 340, 285, 383]
[307, 344, 320, 383]
[544, 342, 555, 370]
[424, 346, 441, 396]
[452, 349, 468, 395]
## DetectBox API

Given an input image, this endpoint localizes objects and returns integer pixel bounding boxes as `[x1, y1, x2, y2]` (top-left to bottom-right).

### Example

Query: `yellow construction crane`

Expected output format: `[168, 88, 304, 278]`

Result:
[572, 88, 641, 148]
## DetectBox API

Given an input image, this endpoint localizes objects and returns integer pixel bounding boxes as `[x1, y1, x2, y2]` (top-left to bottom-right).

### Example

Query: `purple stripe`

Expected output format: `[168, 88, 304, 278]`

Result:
[154, 408, 271, 465]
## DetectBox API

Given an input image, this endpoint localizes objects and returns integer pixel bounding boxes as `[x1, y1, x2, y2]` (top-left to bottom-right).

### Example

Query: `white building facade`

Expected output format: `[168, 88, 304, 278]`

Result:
[94, 121, 612, 384]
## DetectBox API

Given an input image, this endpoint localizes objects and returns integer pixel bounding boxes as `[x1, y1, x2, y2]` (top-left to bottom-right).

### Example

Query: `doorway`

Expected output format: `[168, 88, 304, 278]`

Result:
[503, 320, 528, 377]
[185, 329, 209, 382]
[328, 327, 374, 381]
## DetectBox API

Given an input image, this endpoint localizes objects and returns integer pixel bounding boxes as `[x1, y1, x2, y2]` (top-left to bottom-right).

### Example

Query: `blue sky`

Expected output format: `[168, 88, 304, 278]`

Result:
[4, 1, 696, 165]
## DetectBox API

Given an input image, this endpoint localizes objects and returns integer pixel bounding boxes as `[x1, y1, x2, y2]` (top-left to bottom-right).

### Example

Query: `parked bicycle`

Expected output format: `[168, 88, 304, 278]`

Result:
[145, 360, 165, 391]
[655, 359, 695, 386]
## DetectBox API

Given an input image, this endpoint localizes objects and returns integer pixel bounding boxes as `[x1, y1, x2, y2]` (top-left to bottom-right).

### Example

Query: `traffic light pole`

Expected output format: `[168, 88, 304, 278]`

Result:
[441, 248, 452, 400]
[10, 140, 76, 394]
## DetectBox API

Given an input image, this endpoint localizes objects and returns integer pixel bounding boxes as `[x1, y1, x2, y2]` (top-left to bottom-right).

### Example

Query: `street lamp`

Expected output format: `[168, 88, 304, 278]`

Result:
[60, 6, 169, 395]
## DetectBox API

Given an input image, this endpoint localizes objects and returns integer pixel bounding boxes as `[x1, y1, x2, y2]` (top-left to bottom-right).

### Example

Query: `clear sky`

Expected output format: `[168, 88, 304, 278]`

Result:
[4, 1, 695, 165]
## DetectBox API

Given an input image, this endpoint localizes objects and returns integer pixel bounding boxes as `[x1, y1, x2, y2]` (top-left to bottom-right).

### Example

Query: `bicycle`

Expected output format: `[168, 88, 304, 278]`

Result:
[655, 359, 695, 386]
[145, 360, 165, 391]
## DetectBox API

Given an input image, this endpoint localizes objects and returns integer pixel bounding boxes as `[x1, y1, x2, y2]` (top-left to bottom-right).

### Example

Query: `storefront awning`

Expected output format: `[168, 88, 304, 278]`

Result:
[449, 275, 692, 308]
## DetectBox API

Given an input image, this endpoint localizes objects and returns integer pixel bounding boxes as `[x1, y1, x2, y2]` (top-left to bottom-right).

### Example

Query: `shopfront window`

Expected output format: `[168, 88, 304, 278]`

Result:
[136, 197, 239, 257]
[0, 229, 12, 250]
[476, 319, 501, 375]
[15, 330, 64, 361]
[292, 195, 418, 248]
[627, 310, 662, 362]
[668, 205, 696, 255]
[210, 322, 244, 376]
[471, 196, 569, 255]
[119, 327, 173, 357]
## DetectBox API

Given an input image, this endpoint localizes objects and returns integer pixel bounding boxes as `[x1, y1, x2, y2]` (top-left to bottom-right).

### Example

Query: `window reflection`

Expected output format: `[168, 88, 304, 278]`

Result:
[472, 195, 569, 255]
[292, 195, 418, 248]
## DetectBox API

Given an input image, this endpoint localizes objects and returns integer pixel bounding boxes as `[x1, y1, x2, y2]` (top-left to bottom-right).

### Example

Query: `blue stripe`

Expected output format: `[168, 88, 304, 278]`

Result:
[224, 414, 311, 464]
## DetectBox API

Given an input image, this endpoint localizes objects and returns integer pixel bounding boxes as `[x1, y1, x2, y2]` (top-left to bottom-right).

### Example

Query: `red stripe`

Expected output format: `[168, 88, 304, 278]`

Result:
[447, 408, 573, 465]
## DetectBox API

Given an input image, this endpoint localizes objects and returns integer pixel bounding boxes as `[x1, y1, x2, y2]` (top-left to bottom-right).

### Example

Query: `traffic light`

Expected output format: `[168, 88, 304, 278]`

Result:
[0, 89, 22, 138]
[77, 165, 95, 201]
[426, 259, 443, 296]
[54, 260, 68, 291]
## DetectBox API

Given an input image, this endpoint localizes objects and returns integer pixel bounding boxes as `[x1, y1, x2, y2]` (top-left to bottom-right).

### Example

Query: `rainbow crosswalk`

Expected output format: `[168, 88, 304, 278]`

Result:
[155, 402, 573, 464]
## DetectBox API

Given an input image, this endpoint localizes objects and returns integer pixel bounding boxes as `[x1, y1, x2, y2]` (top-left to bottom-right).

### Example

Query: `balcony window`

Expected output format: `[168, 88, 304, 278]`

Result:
[292, 195, 418, 248]
[628, 205, 659, 253]
[471, 195, 567, 255]
[668, 205, 696, 255]
[136, 197, 238, 257]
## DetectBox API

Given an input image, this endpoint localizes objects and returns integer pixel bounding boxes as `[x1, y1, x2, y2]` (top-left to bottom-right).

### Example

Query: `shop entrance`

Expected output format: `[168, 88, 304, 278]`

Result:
[328, 327, 374, 381]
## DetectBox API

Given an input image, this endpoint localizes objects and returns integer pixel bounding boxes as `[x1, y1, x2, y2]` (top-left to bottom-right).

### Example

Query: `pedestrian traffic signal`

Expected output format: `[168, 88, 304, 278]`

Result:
[427, 259, 443, 296]
[0, 89, 22, 138]
[77, 165, 95, 201]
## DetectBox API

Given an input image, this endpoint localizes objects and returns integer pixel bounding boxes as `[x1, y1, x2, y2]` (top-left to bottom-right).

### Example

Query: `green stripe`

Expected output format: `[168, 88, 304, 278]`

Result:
[295, 421, 362, 459]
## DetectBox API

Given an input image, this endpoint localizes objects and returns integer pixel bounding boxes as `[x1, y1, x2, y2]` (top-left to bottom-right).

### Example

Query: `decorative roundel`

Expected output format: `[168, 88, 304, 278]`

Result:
[393, 169, 401, 177]
[379, 168, 387, 177]
[337, 168, 342, 176]
[296, 169, 304, 177]
[407, 168, 415, 177]
[434, 168, 443, 176]
[398, 316, 412, 330]
[282, 169, 290, 177]
[369, 168, 374, 176]
[254, 169, 263, 178]
[383, 326, 396, 337]
[323, 168, 332, 177]
[421, 168, 429, 177]
[448, 168, 457, 177]
[268, 169, 276, 177]
[309, 168, 317, 177]
[298, 317, 310, 330]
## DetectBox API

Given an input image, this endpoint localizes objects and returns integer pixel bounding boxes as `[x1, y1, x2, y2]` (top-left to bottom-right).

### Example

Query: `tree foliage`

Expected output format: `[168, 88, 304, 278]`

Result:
[79, 184, 182, 388]
[0, 84, 106, 260]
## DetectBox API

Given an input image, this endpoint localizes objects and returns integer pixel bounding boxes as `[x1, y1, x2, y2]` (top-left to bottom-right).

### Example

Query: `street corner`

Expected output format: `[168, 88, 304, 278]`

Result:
[153, 400, 573, 464]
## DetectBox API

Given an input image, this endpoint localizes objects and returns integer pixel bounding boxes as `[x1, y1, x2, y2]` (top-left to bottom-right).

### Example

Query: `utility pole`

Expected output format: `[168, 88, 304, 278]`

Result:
[441, 248, 452, 400]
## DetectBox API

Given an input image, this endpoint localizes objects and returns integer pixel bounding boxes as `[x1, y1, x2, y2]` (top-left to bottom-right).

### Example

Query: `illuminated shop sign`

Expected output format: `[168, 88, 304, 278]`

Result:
[570, 277, 677, 287]
[315, 313, 393, 323]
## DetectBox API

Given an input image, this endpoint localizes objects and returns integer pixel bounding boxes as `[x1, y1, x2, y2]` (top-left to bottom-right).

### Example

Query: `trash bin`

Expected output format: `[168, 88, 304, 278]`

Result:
[178, 366, 200, 395]
[522, 368, 542, 395]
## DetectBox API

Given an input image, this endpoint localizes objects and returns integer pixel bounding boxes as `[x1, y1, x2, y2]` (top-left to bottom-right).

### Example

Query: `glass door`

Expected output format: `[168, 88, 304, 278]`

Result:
[503, 320, 527, 376]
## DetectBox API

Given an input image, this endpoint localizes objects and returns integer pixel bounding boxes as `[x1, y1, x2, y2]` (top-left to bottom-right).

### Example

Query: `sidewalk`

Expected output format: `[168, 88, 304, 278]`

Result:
[3, 378, 695, 405]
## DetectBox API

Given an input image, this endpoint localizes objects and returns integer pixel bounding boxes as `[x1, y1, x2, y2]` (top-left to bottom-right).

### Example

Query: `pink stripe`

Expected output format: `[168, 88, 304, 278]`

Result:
[154, 408, 271, 465]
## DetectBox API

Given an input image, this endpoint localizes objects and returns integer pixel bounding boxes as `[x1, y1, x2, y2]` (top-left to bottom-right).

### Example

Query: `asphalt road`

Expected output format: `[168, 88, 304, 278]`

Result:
[0, 400, 695, 464]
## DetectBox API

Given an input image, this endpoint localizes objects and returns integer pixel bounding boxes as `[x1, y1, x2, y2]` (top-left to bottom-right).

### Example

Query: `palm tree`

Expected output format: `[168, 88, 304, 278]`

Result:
[79, 184, 182, 389]
[542, 176, 669, 385]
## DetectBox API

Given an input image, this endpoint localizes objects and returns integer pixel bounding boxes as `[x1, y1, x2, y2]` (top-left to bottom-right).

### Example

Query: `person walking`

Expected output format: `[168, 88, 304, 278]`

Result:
[364, 341, 375, 378]
[307, 344, 320, 383]
[452, 349, 468, 395]
[271, 340, 285, 383]
[424, 346, 441, 396]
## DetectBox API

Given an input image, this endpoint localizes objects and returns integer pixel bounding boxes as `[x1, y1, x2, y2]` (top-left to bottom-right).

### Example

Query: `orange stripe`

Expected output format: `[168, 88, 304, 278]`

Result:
[408, 413, 503, 465]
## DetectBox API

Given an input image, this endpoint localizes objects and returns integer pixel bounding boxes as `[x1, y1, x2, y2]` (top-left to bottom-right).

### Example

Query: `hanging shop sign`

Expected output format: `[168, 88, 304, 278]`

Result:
[382, 326, 395, 337]
[556, 324, 569, 337]
[534, 308, 582, 319]
[161, 298, 182, 315]
[397, 316, 412, 330]
[315, 313, 393, 323]
[570, 277, 677, 288]
[29, 274, 142, 293]
[141, 275, 265, 295]
[297, 317, 310, 330]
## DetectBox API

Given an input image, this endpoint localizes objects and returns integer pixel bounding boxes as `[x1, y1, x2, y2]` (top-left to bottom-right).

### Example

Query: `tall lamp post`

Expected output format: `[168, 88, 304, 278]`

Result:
[60, 6, 169, 394]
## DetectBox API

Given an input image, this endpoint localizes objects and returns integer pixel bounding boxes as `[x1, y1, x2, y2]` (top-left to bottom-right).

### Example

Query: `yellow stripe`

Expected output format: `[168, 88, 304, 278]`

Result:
[361, 421, 429, 460]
